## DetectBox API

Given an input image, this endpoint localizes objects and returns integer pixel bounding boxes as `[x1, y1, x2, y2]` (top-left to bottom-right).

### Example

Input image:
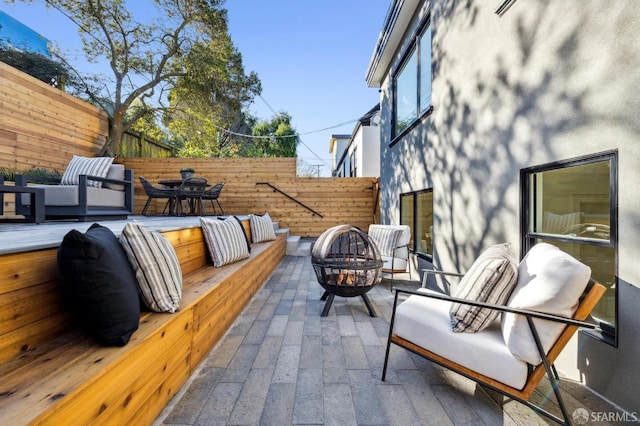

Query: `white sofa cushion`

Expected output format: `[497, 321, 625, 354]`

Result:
[449, 243, 518, 333]
[103, 164, 125, 190]
[60, 155, 114, 188]
[394, 288, 529, 389]
[368, 224, 410, 271]
[502, 243, 591, 365]
[23, 184, 125, 207]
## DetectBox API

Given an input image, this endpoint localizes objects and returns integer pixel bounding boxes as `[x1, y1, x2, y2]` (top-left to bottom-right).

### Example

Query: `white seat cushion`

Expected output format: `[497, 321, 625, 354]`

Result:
[380, 255, 407, 272]
[23, 185, 125, 207]
[394, 289, 529, 389]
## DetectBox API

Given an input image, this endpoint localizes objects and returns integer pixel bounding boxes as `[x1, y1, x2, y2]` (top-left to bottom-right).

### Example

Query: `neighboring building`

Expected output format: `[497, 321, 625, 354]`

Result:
[329, 134, 351, 177]
[366, 0, 639, 415]
[0, 10, 51, 57]
[330, 104, 381, 177]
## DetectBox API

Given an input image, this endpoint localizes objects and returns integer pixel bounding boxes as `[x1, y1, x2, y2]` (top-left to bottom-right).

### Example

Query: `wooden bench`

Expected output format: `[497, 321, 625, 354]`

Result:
[0, 222, 286, 425]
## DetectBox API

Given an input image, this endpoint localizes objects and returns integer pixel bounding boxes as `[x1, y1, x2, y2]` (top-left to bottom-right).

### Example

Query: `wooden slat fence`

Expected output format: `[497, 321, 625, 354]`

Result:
[119, 131, 176, 158]
[0, 61, 380, 236]
[0, 61, 107, 173]
[124, 158, 378, 237]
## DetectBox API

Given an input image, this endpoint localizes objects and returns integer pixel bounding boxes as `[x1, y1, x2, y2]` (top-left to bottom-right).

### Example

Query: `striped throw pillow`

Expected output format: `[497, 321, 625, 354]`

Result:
[368, 225, 402, 257]
[120, 223, 182, 313]
[249, 213, 276, 243]
[449, 243, 518, 333]
[218, 216, 251, 253]
[200, 216, 250, 267]
[61, 155, 114, 188]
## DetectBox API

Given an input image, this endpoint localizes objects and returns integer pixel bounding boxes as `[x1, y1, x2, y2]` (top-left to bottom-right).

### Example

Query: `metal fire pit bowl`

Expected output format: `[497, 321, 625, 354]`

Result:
[311, 224, 384, 317]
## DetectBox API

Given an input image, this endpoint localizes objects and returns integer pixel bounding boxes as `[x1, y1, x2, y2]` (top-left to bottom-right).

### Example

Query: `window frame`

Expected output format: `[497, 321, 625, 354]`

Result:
[391, 14, 433, 146]
[350, 147, 357, 177]
[520, 150, 618, 346]
[400, 188, 434, 261]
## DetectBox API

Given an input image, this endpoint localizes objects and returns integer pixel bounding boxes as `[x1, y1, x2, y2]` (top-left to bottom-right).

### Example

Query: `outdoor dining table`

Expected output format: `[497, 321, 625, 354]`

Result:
[158, 177, 208, 215]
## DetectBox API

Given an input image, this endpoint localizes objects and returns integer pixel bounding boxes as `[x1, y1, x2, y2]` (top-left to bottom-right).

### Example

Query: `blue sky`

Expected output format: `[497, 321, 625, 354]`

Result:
[0, 0, 389, 176]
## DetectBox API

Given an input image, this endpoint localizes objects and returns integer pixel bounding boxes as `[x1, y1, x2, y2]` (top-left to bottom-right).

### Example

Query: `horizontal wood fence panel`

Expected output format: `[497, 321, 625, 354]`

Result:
[0, 62, 107, 172]
[0, 62, 380, 236]
[123, 158, 378, 237]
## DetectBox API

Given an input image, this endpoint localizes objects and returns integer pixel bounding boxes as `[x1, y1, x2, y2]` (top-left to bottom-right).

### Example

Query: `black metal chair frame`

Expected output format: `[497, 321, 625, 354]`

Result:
[15, 171, 134, 221]
[0, 177, 45, 223]
[139, 176, 176, 216]
[201, 182, 225, 215]
[173, 177, 208, 216]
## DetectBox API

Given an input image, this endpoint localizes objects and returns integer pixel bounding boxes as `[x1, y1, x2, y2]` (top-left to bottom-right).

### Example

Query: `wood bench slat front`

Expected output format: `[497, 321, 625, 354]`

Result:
[0, 224, 286, 425]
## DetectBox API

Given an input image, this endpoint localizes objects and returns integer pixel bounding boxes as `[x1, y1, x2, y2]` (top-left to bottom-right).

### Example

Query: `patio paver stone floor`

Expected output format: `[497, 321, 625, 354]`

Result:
[155, 255, 625, 426]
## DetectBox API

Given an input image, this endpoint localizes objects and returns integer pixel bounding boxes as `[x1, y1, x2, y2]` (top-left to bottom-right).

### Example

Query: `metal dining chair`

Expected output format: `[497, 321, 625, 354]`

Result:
[201, 182, 225, 215]
[139, 176, 176, 215]
[174, 177, 208, 215]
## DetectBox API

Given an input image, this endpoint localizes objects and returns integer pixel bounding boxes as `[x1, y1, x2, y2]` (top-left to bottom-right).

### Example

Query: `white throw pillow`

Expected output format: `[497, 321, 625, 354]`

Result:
[200, 216, 250, 267]
[60, 155, 114, 188]
[449, 243, 518, 333]
[249, 213, 276, 243]
[502, 243, 591, 365]
[120, 223, 182, 313]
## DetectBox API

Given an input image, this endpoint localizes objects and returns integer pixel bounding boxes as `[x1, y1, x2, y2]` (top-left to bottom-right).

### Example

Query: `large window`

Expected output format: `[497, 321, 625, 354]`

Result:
[521, 152, 617, 344]
[393, 20, 432, 138]
[401, 189, 433, 259]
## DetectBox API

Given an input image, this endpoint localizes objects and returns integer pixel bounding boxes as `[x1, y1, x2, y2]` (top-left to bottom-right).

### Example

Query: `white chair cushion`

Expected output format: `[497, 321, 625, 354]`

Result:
[449, 243, 518, 333]
[60, 155, 114, 188]
[502, 243, 591, 365]
[380, 255, 407, 272]
[394, 289, 528, 389]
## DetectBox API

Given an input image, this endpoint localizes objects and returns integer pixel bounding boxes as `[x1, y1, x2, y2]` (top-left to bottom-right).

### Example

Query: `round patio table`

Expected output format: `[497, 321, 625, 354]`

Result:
[158, 178, 208, 215]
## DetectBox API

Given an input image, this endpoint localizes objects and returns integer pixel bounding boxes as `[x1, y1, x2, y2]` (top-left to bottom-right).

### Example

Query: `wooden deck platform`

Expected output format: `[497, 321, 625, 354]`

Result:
[0, 216, 218, 255]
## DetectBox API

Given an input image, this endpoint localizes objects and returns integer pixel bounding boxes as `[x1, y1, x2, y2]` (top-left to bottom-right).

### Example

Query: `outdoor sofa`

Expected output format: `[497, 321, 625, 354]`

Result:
[16, 156, 134, 221]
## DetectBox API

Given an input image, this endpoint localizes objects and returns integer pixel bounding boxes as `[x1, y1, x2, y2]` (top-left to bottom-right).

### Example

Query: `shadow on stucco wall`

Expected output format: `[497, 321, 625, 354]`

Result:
[382, 0, 594, 271]
[380, 0, 640, 414]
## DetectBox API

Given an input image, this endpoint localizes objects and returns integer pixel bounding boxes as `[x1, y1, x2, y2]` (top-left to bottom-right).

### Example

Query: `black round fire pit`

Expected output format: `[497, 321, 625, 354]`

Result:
[311, 225, 384, 317]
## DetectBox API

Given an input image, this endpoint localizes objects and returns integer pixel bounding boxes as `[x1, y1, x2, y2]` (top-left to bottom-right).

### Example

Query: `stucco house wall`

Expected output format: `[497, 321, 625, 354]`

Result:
[368, 0, 640, 414]
[358, 125, 381, 177]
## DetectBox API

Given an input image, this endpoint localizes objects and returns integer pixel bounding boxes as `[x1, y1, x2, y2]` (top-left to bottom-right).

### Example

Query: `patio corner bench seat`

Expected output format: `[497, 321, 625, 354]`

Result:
[0, 223, 286, 425]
